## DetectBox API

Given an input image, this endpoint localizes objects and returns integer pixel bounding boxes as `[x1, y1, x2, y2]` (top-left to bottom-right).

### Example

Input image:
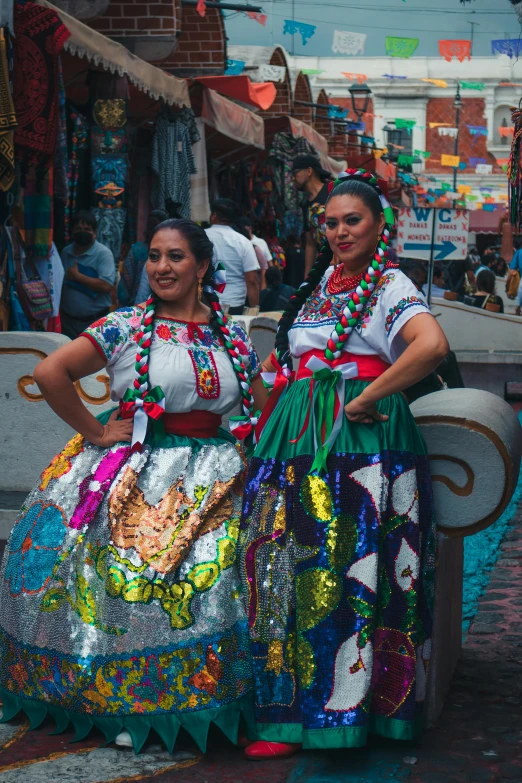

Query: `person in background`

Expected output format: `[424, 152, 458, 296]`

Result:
[237, 216, 269, 291]
[283, 234, 305, 288]
[493, 256, 508, 278]
[506, 242, 522, 299]
[470, 268, 504, 312]
[467, 245, 481, 269]
[205, 199, 259, 315]
[431, 265, 447, 298]
[404, 261, 427, 294]
[60, 210, 116, 340]
[259, 265, 294, 312]
[119, 209, 168, 305]
[292, 154, 331, 277]
[446, 255, 475, 295]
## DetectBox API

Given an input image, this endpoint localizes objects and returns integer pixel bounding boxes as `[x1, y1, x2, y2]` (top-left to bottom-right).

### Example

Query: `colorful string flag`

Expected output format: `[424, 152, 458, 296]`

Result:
[259, 64, 285, 82]
[383, 73, 407, 79]
[360, 134, 375, 145]
[459, 162, 467, 169]
[483, 204, 496, 212]
[283, 20, 316, 45]
[460, 81, 486, 91]
[395, 118, 416, 132]
[421, 78, 448, 88]
[491, 39, 522, 58]
[498, 126, 514, 137]
[441, 183, 452, 191]
[438, 40, 471, 62]
[499, 82, 522, 87]
[196, 0, 206, 16]
[373, 149, 385, 158]
[385, 36, 419, 58]
[301, 69, 324, 75]
[499, 193, 509, 201]
[476, 163, 493, 175]
[469, 157, 487, 167]
[457, 185, 472, 194]
[480, 187, 493, 193]
[247, 11, 267, 25]
[467, 125, 488, 136]
[342, 72, 368, 84]
[345, 120, 365, 132]
[328, 106, 348, 119]
[414, 150, 431, 159]
[441, 154, 460, 167]
[397, 154, 415, 165]
[332, 30, 366, 55]
[467, 194, 478, 201]
[496, 158, 510, 166]
[429, 122, 450, 129]
[438, 127, 458, 138]
[225, 59, 245, 75]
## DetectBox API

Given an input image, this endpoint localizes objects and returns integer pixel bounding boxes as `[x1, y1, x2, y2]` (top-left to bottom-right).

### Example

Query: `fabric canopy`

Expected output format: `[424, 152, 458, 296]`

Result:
[202, 88, 264, 150]
[194, 76, 276, 111]
[38, 0, 190, 107]
[469, 209, 502, 235]
[288, 116, 328, 154]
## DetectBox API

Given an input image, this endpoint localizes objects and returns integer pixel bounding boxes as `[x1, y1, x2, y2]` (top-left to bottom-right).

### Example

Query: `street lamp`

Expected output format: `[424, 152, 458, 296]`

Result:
[348, 82, 372, 120]
[453, 83, 462, 196]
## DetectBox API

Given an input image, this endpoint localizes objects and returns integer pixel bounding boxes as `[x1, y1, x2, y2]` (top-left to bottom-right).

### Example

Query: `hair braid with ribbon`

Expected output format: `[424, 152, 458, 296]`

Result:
[275, 169, 395, 371]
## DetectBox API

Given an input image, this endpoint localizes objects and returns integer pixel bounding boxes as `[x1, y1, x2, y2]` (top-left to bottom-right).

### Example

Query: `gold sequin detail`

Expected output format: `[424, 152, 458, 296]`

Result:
[39, 434, 84, 490]
[297, 635, 316, 689]
[326, 513, 358, 572]
[265, 639, 284, 676]
[295, 568, 341, 632]
[300, 475, 333, 522]
[285, 464, 295, 485]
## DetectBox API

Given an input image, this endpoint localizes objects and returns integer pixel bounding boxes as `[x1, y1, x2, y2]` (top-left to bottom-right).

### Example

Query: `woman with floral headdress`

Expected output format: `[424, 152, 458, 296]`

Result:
[239, 171, 449, 760]
[0, 219, 263, 754]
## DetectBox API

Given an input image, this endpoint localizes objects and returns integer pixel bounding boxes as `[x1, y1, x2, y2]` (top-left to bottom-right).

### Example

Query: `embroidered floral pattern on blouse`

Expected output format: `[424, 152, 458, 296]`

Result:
[189, 348, 220, 399]
[385, 296, 426, 337]
[293, 280, 347, 329]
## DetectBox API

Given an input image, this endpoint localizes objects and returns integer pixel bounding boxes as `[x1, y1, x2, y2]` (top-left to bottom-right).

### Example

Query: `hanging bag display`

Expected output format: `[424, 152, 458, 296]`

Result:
[13, 232, 52, 322]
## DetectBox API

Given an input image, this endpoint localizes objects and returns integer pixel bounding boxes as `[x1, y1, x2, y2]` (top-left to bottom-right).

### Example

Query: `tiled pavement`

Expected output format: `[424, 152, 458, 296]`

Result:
[0, 508, 521, 782]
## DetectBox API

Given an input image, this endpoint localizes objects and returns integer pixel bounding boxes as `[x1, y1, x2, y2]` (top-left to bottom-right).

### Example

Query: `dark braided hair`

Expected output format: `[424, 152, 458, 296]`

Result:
[143, 219, 256, 427]
[274, 175, 387, 370]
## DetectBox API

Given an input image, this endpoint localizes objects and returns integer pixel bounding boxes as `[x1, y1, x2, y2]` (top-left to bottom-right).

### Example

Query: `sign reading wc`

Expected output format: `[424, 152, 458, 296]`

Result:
[397, 208, 469, 261]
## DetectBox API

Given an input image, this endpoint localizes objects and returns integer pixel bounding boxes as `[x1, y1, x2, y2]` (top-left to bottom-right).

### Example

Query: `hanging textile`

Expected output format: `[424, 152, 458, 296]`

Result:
[438, 127, 459, 138]
[268, 132, 316, 240]
[0, 1, 13, 33]
[0, 27, 16, 192]
[13, 166, 54, 259]
[13, 2, 70, 167]
[332, 30, 366, 55]
[190, 116, 211, 223]
[65, 107, 89, 242]
[282, 20, 316, 45]
[508, 105, 522, 230]
[93, 207, 125, 263]
[151, 107, 199, 219]
[491, 39, 522, 58]
[54, 58, 68, 201]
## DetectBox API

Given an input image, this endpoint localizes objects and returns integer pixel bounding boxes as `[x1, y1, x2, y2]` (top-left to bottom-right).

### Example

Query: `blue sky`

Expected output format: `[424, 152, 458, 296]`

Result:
[224, 0, 517, 58]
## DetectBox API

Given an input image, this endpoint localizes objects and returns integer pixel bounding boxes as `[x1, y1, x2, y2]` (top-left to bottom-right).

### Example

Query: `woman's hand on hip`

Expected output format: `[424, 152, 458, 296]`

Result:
[344, 394, 389, 425]
[90, 410, 133, 447]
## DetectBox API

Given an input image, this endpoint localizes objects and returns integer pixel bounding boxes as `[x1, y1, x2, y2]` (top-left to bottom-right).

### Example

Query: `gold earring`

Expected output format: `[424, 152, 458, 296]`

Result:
[197, 278, 203, 300]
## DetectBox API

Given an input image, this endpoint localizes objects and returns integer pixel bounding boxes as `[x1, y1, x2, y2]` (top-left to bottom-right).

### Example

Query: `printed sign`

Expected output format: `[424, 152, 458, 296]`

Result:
[397, 207, 469, 261]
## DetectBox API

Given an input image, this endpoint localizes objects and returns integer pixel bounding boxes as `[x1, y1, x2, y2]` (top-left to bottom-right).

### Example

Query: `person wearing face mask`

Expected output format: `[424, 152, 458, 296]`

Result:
[60, 210, 116, 339]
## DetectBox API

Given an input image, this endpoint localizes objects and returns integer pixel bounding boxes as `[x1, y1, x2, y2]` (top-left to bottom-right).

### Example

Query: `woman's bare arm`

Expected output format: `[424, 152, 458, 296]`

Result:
[33, 336, 132, 446]
[345, 313, 449, 423]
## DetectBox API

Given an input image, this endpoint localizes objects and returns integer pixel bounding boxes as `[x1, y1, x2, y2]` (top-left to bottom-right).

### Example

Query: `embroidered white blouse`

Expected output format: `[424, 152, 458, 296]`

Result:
[82, 306, 260, 415]
[288, 267, 431, 364]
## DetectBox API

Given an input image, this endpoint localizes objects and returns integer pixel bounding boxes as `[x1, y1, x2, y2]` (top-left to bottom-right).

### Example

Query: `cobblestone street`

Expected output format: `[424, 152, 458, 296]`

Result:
[0, 507, 519, 782]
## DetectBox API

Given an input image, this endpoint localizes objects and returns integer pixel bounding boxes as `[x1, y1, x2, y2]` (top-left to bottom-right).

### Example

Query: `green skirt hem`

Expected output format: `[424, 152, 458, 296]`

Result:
[0, 687, 256, 754]
[256, 715, 422, 748]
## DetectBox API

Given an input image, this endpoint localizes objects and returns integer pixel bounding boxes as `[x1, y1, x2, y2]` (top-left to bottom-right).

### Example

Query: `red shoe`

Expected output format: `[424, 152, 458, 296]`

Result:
[244, 741, 301, 760]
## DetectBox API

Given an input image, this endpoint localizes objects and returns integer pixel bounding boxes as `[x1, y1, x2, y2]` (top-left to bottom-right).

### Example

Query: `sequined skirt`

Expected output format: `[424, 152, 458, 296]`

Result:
[0, 414, 254, 752]
[238, 379, 436, 749]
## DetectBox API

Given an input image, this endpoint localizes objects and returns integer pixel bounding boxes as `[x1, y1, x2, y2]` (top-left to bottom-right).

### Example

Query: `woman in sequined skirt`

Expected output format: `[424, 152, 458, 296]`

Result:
[238, 171, 449, 759]
[0, 220, 263, 753]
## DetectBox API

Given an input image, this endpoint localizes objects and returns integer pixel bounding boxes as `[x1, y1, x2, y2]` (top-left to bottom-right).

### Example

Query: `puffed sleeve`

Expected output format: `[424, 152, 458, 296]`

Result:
[228, 320, 261, 380]
[380, 273, 431, 341]
[81, 307, 137, 365]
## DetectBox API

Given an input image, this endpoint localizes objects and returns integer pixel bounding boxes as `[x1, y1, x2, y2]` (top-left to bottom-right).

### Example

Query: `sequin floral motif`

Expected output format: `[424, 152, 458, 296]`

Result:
[4, 502, 67, 595]
[189, 348, 220, 399]
[0, 627, 251, 715]
[385, 296, 426, 337]
[39, 433, 84, 491]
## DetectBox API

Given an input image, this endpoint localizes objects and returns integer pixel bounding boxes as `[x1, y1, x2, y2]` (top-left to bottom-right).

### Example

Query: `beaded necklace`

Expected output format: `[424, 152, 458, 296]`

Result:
[326, 265, 364, 295]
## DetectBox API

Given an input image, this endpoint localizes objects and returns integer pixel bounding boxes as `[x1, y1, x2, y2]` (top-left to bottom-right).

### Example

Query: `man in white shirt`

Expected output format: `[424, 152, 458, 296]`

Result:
[205, 200, 259, 315]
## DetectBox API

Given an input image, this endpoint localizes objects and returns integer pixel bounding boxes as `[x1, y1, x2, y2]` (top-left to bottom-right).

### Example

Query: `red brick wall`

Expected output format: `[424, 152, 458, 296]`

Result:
[315, 89, 330, 139]
[425, 97, 497, 172]
[293, 72, 313, 124]
[89, 0, 178, 43]
[260, 49, 292, 118]
[163, 6, 226, 77]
